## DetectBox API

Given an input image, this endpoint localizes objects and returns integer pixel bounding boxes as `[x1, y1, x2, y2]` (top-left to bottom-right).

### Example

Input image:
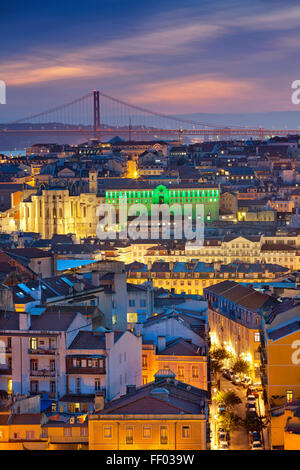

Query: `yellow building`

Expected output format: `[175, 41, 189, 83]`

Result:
[88, 375, 207, 450]
[142, 339, 207, 390]
[261, 304, 300, 407]
[0, 413, 47, 450]
[42, 419, 89, 450]
[126, 260, 289, 297]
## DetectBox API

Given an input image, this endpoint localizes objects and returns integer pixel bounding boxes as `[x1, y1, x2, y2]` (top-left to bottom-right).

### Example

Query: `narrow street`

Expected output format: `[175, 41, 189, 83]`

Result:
[210, 374, 269, 450]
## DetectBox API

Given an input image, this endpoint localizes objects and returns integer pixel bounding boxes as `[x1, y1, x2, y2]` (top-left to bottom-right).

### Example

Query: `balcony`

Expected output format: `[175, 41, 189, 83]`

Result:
[0, 367, 12, 376]
[66, 366, 106, 375]
[28, 348, 56, 355]
[30, 369, 56, 377]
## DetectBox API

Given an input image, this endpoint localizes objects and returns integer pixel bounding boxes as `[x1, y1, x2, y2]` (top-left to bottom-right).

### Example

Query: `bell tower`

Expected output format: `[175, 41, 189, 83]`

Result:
[89, 168, 98, 193]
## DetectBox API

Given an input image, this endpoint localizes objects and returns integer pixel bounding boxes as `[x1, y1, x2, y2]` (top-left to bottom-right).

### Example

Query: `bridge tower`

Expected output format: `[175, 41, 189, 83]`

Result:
[93, 90, 100, 138]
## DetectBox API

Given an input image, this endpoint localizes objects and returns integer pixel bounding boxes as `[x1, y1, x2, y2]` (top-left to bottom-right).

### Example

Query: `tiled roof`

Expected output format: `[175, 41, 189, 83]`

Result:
[68, 330, 106, 350]
[30, 311, 80, 331]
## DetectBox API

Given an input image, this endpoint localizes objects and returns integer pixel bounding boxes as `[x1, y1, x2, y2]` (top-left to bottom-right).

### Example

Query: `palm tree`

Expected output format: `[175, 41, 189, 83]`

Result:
[242, 411, 269, 433]
[215, 390, 242, 410]
[218, 411, 241, 433]
[232, 358, 250, 376]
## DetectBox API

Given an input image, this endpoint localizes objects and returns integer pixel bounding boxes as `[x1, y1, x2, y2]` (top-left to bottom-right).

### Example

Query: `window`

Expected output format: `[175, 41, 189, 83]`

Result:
[95, 378, 101, 392]
[140, 299, 146, 307]
[192, 366, 199, 378]
[30, 359, 38, 371]
[76, 378, 81, 394]
[142, 376, 147, 385]
[30, 338, 38, 350]
[26, 430, 35, 440]
[254, 332, 260, 342]
[64, 427, 72, 437]
[50, 381, 56, 394]
[142, 355, 148, 368]
[182, 425, 190, 438]
[50, 360, 55, 371]
[104, 426, 112, 438]
[143, 426, 151, 438]
[81, 403, 88, 413]
[126, 426, 133, 444]
[30, 381, 38, 394]
[160, 426, 168, 444]
[80, 427, 88, 437]
[129, 299, 135, 307]
[13, 433, 21, 440]
[286, 390, 294, 404]
[178, 366, 184, 378]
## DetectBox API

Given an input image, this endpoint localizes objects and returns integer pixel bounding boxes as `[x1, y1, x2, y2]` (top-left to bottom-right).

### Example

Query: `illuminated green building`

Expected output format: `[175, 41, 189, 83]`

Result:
[104, 183, 219, 222]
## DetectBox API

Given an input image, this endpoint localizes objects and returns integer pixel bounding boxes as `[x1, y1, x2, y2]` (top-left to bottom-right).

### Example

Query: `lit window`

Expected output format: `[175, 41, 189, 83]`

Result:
[126, 426, 133, 444]
[104, 426, 112, 438]
[143, 426, 151, 438]
[182, 425, 190, 438]
[254, 332, 260, 342]
[286, 390, 294, 404]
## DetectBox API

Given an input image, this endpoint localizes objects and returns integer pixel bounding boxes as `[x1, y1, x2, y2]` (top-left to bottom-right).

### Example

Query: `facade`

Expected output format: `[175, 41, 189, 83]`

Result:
[261, 304, 300, 407]
[126, 260, 289, 296]
[204, 280, 279, 379]
[105, 183, 219, 222]
[88, 375, 208, 450]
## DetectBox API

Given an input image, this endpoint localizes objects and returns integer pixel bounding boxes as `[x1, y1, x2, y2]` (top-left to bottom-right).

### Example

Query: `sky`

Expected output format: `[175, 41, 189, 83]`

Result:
[1, 0, 300, 120]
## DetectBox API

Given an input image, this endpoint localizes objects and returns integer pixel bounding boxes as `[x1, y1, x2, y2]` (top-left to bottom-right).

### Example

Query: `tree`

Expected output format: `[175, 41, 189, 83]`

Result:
[242, 412, 268, 433]
[215, 390, 242, 410]
[232, 358, 250, 375]
[211, 358, 223, 376]
[210, 347, 231, 363]
[218, 411, 241, 432]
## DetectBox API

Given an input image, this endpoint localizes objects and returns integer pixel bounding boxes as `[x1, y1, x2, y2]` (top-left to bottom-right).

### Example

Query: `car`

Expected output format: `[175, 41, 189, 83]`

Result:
[218, 405, 226, 414]
[219, 431, 230, 442]
[247, 395, 256, 403]
[220, 442, 229, 450]
[252, 441, 263, 450]
[247, 387, 259, 398]
[250, 431, 261, 442]
[246, 403, 256, 411]
[232, 375, 241, 385]
[222, 369, 231, 380]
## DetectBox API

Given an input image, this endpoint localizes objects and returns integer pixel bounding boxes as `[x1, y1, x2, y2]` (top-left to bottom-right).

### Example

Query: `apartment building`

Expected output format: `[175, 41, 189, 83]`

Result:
[204, 280, 279, 379]
[88, 373, 208, 450]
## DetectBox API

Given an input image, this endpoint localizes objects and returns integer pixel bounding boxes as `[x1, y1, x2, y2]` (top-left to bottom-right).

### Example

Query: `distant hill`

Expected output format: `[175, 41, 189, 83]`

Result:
[176, 111, 300, 129]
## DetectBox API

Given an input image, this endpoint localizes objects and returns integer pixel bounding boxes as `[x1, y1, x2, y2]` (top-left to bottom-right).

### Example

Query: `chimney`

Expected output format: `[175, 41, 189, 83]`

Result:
[105, 331, 114, 350]
[19, 312, 31, 330]
[157, 336, 166, 352]
[92, 270, 101, 287]
[94, 391, 105, 412]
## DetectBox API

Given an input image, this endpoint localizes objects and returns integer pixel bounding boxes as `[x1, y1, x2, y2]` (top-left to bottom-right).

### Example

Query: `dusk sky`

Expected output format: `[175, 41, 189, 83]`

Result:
[2, 0, 300, 121]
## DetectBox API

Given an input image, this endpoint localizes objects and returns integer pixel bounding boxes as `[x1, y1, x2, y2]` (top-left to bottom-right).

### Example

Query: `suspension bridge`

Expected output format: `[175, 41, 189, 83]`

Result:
[0, 90, 299, 142]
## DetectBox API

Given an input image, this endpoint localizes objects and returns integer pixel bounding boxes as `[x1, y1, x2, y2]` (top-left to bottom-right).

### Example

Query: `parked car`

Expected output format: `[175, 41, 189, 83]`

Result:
[252, 441, 263, 450]
[247, 386, 259, 398]
[232, 375, 241, 385]
[246, 403, 256, 412]
[222, 368, 231, 380]
[247, 394, 256, 404]
[241, 376, 252, 388]
[219, 431, 230, 443]
[250, 431, 261, 443]
[220, 441, 229, 450]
